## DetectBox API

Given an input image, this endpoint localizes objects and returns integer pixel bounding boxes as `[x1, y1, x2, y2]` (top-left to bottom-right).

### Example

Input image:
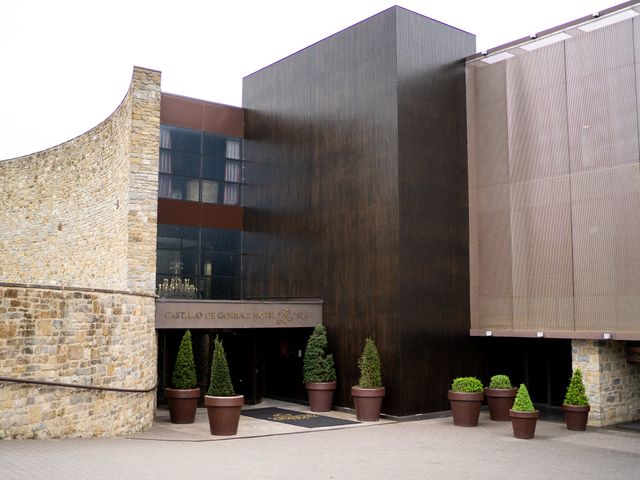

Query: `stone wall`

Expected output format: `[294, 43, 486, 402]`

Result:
[0, 67, 161, 439]
[572, 339, 640, 426]
[0, 286, 156, 438]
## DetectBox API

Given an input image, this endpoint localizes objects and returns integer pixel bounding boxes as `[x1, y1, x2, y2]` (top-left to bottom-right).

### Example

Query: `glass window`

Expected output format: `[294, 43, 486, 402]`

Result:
[202, 157, 226, 181]
[226, 139, 241, 160]
[201, 180, 221, 204]
[203, 132, 226, 157]
[160, 150, 200, 177]
[158, 174, 200, 202]
[156, 226, 241, 299]
[201, 253, 239, 277]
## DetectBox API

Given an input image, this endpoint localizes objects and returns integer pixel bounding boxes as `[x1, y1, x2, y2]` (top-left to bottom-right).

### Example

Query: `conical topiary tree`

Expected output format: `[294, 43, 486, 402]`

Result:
[172, 330, 197, 389]
[303, 325, 336, 383]
[512, 384, 535, 412]
[207, 336, 235, 396]
[358, 337, 382, 389]
[564, 369, 589, 406]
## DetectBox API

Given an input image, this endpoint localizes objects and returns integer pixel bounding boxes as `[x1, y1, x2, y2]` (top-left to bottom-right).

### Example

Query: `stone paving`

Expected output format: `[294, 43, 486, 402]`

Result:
[1, 403, 639, 479]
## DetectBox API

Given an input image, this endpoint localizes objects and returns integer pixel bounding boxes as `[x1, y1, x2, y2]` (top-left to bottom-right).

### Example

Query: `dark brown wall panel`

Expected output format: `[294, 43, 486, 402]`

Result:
[158, 198, 243, 230]
[161, 93, 244, 137]
[395, 8, 477, 413]
[243, 7, 476, 416]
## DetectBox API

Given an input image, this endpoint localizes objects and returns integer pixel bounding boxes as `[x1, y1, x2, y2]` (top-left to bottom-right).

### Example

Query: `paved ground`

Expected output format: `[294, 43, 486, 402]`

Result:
[1, 404, 639, 480]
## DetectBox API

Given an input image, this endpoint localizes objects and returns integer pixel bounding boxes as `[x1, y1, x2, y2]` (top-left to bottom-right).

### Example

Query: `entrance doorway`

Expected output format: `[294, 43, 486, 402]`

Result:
[157, 327, 313, 406]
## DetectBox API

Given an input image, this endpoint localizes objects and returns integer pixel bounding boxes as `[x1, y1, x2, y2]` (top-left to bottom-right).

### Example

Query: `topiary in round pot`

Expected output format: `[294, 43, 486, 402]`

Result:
[509, 383, 539, 439]
[204, 336, 244, 435]
[448, 376, 484, 427]
[303, 325, 337, 412]
[351, 337, 385, 421]
[165, 329, 200, 424]
[484, 374, 517, 422]
[562, 369, 590, 431]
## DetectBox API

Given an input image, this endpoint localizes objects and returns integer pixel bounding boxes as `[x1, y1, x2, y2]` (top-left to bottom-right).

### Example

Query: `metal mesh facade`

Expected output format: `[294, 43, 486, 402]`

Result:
[468, 18, 640, 338]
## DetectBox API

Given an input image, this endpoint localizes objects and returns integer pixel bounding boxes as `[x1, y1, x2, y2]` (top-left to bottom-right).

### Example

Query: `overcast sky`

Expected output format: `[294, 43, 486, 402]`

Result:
[0, 0, 620, 160]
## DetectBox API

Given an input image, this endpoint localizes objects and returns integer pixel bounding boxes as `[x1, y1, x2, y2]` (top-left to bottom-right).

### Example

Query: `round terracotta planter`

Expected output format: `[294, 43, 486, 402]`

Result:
[562, 404, 590, 431]
[484, 387, 517, 421]
[306, 381, 336, 412]
[447, 390, 484, 427]
[509, 410, 539, 439]
[204, 394, 244, 435]
[165, 387, 200, 424]
[351, 386, 385, 421]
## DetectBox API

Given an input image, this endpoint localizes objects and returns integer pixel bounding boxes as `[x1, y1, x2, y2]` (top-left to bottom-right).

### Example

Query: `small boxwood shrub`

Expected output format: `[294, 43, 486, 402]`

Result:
[172, 329, 197, 389]
[489, 374, 512, 389]
[564, 369, 589, 406]
[303, 325, 337, 383]
[512, 384, 535, 412]
[357, 337, 382, 389]
[207, 336, 235, 397]
[451, 377, 483, 393]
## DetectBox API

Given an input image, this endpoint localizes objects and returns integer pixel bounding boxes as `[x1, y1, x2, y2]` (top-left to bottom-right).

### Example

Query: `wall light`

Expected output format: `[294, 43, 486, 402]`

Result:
[603, 333, 611, 340]
[537, 331, 544, 338]
[485, 331, 493, 337]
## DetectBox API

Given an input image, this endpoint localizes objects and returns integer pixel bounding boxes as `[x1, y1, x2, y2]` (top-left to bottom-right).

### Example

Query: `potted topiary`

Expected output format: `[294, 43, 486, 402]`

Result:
[484, 374, 517, 421]
[448, 377, 484, 427]
[562, 369, 590, 431]
[351, 337, 385, 421]
[204, 336, 244, 435]
[509, 383, 539, 439]
[303, 325, 337, 412]
[165, 329, 200, 424]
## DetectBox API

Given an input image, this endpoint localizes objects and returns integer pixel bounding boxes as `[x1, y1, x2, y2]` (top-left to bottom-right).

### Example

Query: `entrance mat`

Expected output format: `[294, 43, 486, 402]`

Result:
[242, 407, 359, 428]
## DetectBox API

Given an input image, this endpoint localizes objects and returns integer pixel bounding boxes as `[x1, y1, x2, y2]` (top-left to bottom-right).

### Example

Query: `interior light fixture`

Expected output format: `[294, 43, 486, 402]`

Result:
[520, 32, 572, 51]
[578, 10, 638, 32]
[481, 51, 514, 64]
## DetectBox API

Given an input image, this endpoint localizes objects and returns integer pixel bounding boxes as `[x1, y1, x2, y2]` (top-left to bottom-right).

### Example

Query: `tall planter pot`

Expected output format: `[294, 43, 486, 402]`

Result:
[562, 404, 590, 431]
[484, 387, 517, 421]
[351, 386, 385, 421]
[447, 391, 484, 427]
[306, 381, 336, 412]
[509, 410, 539, 439]
[204, 394, 244, 435]
[165, 387, 200, 424]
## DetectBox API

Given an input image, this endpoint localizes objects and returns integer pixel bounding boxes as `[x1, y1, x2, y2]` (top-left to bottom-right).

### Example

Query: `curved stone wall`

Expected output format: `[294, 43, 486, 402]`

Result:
[0, 67, 160, 438]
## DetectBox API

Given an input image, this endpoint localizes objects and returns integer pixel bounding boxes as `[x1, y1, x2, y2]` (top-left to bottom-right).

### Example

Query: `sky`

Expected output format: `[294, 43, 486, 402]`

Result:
[0, 0, 621, 160]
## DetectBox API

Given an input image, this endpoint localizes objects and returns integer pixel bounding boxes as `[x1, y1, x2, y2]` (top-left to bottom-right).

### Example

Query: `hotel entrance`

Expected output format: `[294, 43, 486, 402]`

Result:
[155, 299, 322, 406]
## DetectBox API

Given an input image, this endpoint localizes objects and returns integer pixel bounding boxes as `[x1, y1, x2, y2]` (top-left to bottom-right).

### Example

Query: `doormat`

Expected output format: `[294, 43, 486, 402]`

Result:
[242, 407, 359, 428]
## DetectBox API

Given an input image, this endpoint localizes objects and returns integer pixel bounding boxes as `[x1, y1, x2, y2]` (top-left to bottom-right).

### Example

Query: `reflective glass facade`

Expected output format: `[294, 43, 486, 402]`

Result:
[159, 125, 243, 205]
[156, 224, 241, 299]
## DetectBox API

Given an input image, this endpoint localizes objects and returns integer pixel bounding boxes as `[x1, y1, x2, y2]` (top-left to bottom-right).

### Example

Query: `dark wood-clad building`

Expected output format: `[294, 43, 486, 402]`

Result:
[242, 7, 478, 416]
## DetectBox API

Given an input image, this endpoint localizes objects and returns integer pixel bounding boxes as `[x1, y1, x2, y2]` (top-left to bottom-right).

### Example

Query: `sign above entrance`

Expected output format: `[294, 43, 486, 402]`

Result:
[155, 299, 322, 329]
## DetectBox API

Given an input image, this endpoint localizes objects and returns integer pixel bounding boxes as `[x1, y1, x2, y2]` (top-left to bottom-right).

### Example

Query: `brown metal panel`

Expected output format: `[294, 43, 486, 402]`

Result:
[203, 103, 244, 138]
[566, 63, 639, 173]
[160, 94, 203, 131]
[157, 198, 243, 230]
[161, 93, 244, 137]
[571, 165, 640, 332]
[475, 185, 514, 330]
[510, 177, 574, 331]
[507, 43, 570, 182]
[565, 20, 635, 81]
[468, 61, 513, 333]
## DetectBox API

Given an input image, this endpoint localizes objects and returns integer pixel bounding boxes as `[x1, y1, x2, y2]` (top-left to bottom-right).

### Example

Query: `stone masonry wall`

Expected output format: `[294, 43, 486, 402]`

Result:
[0, 67, 161, 439]
[0, 286, 156, 438]
[572, 339, 640, 426]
